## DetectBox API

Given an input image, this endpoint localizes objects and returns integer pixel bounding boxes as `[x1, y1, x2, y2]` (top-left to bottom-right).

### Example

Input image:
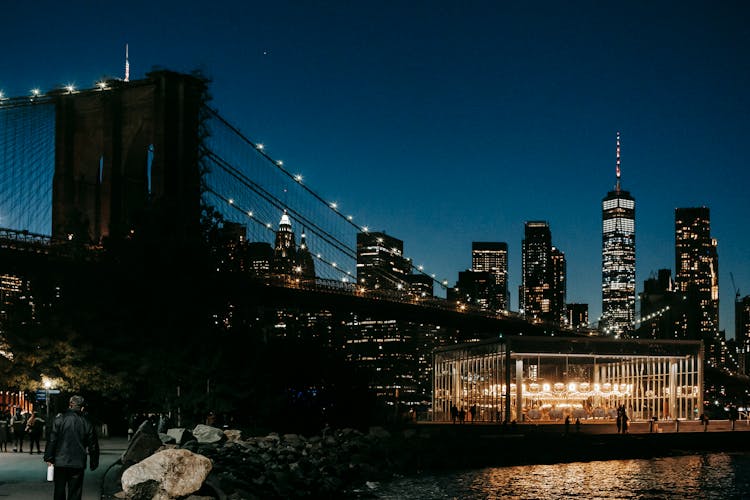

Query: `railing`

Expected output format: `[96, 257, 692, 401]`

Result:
[261, 274, 553, 326]
[0, 226, 571, 331]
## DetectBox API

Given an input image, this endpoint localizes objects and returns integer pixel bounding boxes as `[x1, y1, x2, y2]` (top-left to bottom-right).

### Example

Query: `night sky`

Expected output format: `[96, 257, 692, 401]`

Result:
[1, 1, 748, 337]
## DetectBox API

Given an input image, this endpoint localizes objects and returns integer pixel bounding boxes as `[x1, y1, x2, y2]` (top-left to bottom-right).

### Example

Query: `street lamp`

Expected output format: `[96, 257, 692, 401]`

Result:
[43, 377, 53, 438]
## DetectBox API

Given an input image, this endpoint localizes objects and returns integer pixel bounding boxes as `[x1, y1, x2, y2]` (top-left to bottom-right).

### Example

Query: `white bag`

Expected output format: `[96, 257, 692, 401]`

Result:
[47, 464, 54, 482]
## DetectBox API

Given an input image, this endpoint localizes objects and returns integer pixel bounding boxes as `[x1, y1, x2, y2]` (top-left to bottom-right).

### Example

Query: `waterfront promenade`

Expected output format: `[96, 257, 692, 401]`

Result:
[0, 422, 748, 498]
[0, 437, 127, 499]
[424, 417, 750, 434]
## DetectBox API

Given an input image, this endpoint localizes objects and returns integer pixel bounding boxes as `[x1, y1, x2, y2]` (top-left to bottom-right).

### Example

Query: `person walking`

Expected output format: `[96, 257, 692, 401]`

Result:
[43, 395, 99, 500]
[10, 407, 26, 452]
[26, 412, 44, 454]
[0, 411, 9, 452]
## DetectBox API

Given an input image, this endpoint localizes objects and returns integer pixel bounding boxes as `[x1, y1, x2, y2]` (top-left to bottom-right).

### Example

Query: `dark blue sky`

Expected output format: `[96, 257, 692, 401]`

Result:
[1, 1, 748, 336]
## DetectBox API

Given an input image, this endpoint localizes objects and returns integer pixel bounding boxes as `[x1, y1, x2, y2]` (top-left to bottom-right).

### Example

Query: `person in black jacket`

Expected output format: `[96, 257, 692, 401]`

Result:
[43, 395, 100, 500]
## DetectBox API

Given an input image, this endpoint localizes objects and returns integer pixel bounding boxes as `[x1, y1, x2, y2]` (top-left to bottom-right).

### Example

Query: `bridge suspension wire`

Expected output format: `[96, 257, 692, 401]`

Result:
[0, 99, 55, 236]
[203, 115, 360, 281]
[204, 107, 450, 290]
[202, 150, 359, 281]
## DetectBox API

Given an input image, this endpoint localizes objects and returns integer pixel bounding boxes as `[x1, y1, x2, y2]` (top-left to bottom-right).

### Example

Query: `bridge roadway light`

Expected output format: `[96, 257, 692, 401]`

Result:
[31, 88, 41, 97]
[65, 84, 75, 93]
[97, 81, 108, 90]
[294, 174, 302, 182]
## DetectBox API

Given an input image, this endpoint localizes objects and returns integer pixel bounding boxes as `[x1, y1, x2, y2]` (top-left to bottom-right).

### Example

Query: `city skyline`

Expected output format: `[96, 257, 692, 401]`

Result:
[0, 1, 748, 337]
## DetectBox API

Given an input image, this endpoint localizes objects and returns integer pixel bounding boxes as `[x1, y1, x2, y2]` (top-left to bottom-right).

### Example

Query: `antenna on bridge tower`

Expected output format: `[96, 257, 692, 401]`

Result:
[124, 43, 130, 82]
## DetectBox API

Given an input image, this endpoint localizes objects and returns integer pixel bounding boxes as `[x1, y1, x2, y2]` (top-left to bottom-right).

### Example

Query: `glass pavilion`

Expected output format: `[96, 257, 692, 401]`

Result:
[433, 336, 703, 423]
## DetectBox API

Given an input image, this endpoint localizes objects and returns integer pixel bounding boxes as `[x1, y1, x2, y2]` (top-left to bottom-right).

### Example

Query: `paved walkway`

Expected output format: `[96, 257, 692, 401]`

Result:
[0, 437, 128, 499]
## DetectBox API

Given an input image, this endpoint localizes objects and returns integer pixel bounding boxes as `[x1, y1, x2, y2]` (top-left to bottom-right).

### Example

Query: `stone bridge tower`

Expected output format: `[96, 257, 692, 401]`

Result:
[52, 70, 207, 247]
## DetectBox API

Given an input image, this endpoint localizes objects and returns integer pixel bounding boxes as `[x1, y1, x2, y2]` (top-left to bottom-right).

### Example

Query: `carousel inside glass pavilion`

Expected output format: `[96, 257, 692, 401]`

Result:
[433, 335, 703, 423]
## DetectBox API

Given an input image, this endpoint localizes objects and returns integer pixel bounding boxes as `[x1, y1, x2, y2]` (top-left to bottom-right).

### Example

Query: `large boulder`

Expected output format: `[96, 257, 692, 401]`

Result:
[223, 429, 243, 443]
[121, 448, 212, 500]
[121, 429, 164, 467]
[166, 427, 194, 445]
[192, 424, 226, 444]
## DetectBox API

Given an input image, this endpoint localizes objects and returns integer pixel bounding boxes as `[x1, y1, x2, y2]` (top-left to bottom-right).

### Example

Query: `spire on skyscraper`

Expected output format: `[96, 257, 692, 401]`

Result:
[125, 43, 130, 82]
[615, 131, 621, 192]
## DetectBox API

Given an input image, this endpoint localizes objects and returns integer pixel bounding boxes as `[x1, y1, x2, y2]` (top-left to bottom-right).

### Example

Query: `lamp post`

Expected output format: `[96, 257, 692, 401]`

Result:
[43, 379, 52, 439]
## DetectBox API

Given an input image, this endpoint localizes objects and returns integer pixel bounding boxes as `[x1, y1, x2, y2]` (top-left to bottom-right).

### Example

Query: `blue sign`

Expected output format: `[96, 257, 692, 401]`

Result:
[35, 389, 61, 401]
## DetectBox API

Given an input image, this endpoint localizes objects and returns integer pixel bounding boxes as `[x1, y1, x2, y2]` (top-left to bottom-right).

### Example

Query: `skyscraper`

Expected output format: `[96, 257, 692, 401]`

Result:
[271, 212, 315, 280]
[447, 270, 495, 310]
[551, 246, 567, 325]
[737, 295, 750, 375]
[566, 303, 589, 330]
[356, 231, 411, 291]
[521, 221, 554, 323]
[675, 207, 720, 365]
[636, 269, 686, 340]
[471, 242, 509, 311]
[272, 212, 297, 275]
[601, 132, 636, 338]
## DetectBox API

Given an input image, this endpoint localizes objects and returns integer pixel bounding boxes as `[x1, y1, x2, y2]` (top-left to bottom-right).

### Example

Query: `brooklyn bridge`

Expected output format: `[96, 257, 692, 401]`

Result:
[0, 71, 576, 427]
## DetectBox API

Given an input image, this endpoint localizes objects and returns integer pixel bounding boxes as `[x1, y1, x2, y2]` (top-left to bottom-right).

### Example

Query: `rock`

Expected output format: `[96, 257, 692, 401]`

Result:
[167, 427, 194, 445]
[224, 429, 243, 442]
[193, 424, 227, 444]
[368, 426, 391, 439]
[121, 429, 164, 467]
[122, 448, 212, 500]
[158, 433, 176, 444]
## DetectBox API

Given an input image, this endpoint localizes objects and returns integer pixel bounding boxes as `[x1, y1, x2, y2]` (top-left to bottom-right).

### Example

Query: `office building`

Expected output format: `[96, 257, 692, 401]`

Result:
[636, 269, 685, 340]
[675, 207, 720, 366]
[737, 296, 750, 374]
[566, 303, 589, 330]
[601, 132, 636, 337]
[472, 242, 509, 311]
[405, 273, 434, 298]
[521, 221, 564, 325]
[272, 212, 297, 275]
[551, 246, 566, 325]
[447, 270, 495, 310]
[356, 231, 411, 291]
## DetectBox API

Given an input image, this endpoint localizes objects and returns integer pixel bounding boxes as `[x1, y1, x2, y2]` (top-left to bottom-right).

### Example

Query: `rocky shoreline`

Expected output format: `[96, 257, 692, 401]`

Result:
[103, 423, 750, 499]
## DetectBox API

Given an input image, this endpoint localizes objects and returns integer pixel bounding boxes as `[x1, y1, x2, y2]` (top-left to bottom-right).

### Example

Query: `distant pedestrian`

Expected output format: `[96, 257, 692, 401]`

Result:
[575, 417, 581, 433]
[450, 404, 458, 423]
[44, 395, 100, 500]
[616, 413, 622, 434]
[458, 407, 466, 424]
[25, 413, 43, 454]
[10, 407, 26, 452]
[469, 404, 477, 423]
[564, 415, 571, 435]
[0, 412, 8, 451]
